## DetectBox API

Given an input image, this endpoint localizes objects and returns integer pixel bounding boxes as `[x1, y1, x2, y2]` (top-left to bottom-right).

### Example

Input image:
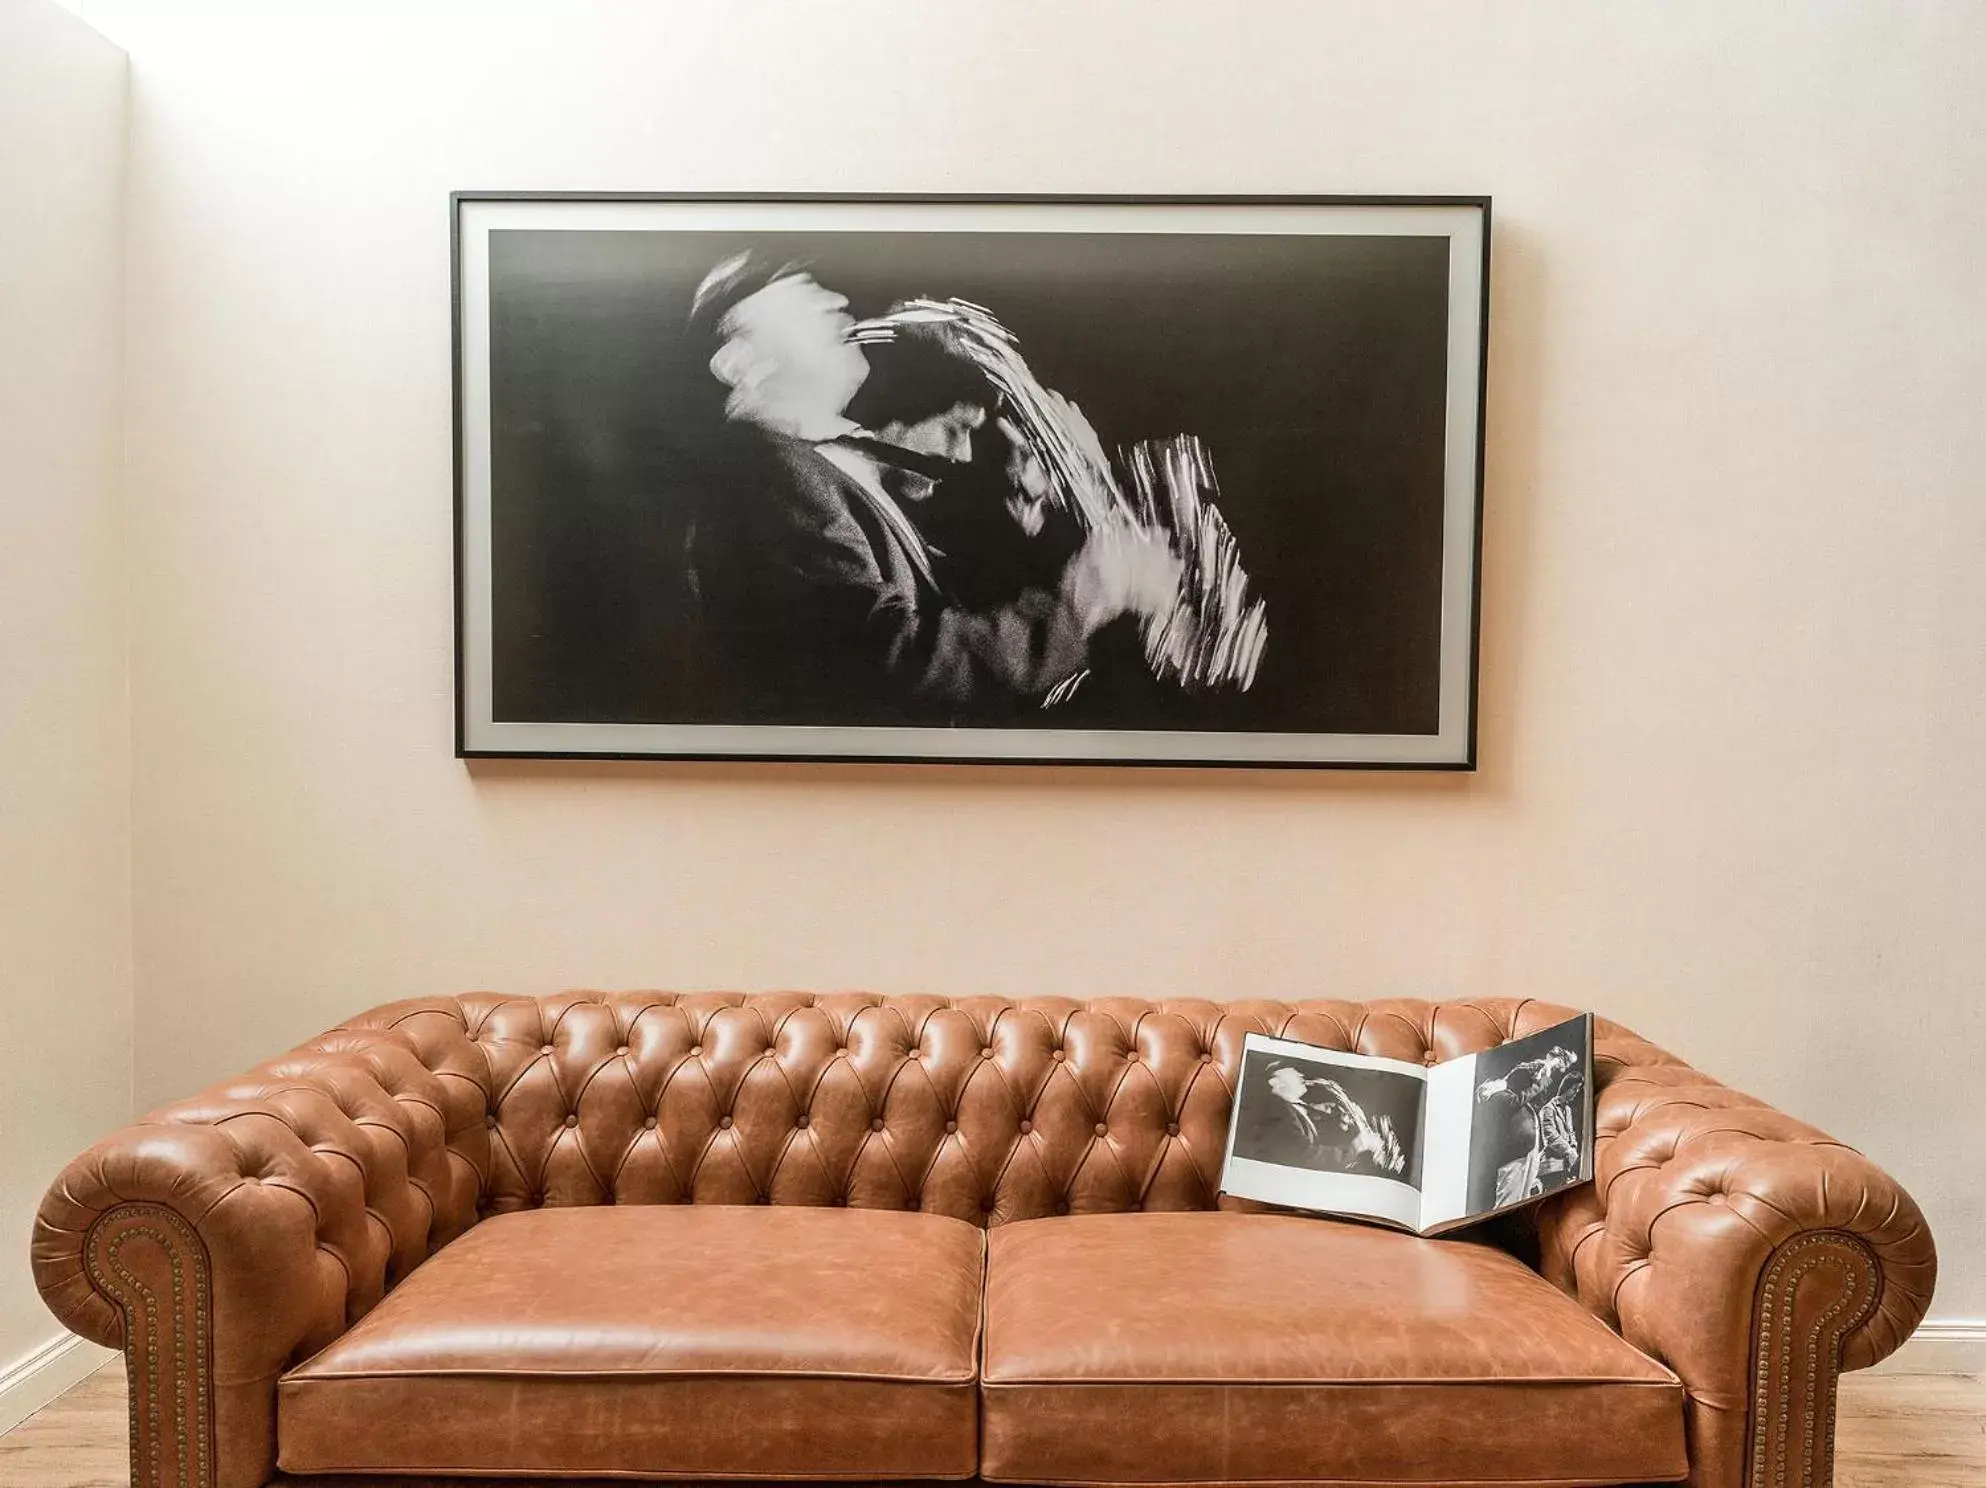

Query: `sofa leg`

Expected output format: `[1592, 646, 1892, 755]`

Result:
[84, 1203, 216, 1488]
[1746, 1230, 1881, 1488]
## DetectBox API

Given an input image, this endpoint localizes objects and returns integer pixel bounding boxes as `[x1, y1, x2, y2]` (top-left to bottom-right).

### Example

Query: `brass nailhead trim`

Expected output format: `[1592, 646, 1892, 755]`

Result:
[85, 1204, 215, 1488]
[1747, 1230, 1880, 1488]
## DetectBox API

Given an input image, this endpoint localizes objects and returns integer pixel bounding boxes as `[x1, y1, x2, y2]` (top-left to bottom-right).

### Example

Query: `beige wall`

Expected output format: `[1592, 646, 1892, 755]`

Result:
[0, 0, 131, 1381]
[80, 1, 1986, 1320]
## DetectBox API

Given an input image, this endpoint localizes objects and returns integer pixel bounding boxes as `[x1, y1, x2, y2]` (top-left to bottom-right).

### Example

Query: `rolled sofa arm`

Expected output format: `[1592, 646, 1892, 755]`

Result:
[1533, 1022, 1936, 1488]
[30, 1028, 485, 1488]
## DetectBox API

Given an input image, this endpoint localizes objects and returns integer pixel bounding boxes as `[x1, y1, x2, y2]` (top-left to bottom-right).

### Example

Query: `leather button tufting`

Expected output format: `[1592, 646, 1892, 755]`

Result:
[945, 1120, 958, 1134]
[795, 1115, 809, 1129]
[642, 1116, 657, 1130]
[1055, 1201, 1070, 1215]
[1051, 1049, 1066, 1061]
[1166, 1122, 1180, 1136]
[718, 1115, 733, 1129]
[485, 1116, 498, 1130]
[907, 1199, 920, 1211]
[564, 1114, 578, 1128]
[616, 1045, 629, 1056]
[540, 1044, 553, 1055]
[1094, 1122, 1109, 1137]
[1019, 1120, 1033, 1134]
[1199, 1052, 1213, 1064]
[690, 1044, 703, 1056]
[981, 1047, 994, 1059]
[870, 1117, 885, 1132]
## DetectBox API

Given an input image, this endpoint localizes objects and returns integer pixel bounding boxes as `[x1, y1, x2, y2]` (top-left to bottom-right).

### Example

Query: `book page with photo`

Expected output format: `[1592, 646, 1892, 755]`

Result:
[1418, 1014, 1594, 1234]
[1219, 1036, 1430, 1232]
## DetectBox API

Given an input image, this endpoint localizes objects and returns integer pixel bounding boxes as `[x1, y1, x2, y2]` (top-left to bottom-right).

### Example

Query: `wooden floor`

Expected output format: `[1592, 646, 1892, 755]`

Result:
[1, 1361, 1981, 1487]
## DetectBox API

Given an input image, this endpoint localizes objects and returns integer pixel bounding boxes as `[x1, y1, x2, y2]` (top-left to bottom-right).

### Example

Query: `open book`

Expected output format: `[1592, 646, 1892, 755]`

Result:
[1217, 1013, 1594, 1236]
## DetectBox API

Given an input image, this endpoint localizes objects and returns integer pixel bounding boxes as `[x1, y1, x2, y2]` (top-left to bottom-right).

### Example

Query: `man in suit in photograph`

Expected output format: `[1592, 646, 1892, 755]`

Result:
[680, 255, 1178, 725]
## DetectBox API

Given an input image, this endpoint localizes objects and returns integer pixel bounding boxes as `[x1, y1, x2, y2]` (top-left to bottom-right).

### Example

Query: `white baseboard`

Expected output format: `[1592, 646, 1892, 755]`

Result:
[1867, 1317, 1986, 1375]
[0, 1331, 118, 1436]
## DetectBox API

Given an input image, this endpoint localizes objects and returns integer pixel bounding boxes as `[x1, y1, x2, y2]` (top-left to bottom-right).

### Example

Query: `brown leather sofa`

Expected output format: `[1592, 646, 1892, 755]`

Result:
[32, 993, 1935, 1488]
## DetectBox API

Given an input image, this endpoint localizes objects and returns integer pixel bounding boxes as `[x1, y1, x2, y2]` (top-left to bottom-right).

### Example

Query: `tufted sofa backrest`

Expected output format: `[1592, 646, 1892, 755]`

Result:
[332, 991, 1602, 1226]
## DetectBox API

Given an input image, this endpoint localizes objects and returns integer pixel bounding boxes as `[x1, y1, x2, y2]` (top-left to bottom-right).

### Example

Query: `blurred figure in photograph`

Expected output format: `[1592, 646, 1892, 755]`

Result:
[1476, 1045, 1581, 1207]
[846, 318, 1090, 607]
[679, 254, 1179, 724]
[1243, 1062, 1408, 1178]
[846, 294, 1269, 703]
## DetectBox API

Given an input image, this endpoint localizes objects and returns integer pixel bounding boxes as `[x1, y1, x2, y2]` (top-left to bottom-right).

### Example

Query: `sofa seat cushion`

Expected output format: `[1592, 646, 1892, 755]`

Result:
[278, 1206, 985, 1480]
[982, 1211, 1686, 1488]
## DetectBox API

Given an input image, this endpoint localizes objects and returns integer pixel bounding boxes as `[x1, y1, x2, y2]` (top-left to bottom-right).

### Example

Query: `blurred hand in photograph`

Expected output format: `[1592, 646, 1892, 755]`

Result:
[1067, 524, 1184, 630]
[996, 392, 1106, 536]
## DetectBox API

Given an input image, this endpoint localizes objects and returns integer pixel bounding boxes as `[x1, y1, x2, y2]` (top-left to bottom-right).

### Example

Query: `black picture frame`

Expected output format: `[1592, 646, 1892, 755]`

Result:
[453, 192, 1490, 768]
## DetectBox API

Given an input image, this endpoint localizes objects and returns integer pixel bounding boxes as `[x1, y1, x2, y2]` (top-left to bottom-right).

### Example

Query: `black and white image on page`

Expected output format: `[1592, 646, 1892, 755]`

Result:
[1219, 1034, 1428, 1231]
[1418, 1014, 1595, 1233]
[1464, 1017, 1591, 1213]
[1404, 1013, 1599, 1234]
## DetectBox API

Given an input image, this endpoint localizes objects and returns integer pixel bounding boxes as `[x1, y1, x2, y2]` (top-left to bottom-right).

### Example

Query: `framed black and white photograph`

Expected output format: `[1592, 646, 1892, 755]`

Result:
[453, 193, 1488, 766]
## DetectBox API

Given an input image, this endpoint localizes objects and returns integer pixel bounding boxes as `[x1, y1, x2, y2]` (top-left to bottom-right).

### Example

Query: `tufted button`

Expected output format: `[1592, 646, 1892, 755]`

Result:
[642, 1116, 657, 1130]
[939, 1119, 954, 1134]
[755, 1194, 770, 1205]
[981, 1197, 996, 1213]
[540, 1044, 553, 1055]
[1055, 1200, 1070, 1215]
[1051, 1048, 1066, 1062]
[485, 1116, 498, 1130]
[1708, 1191, 1729, 1207]
[1166, 1121, 1180, 1136]
[1094, 1122, 1108, 1137]
[832, 1195, 848, 1207]
[563, 1114, 578, 1128]
[616, 1045, 629, 1057]
[1423, 1052, 1439, 1066]
[1019, 1120, 1033, 1134]
[907, 1198, 920, 1212]
[795, 1115, 809, 1129]
[718, 1115, 733, 1129]
[870, 1117, 885, 1132]
[1199, 1052, 1213, 1064]
[981, 1046, 994, 1059]
[689, 1044, 702, 1056]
